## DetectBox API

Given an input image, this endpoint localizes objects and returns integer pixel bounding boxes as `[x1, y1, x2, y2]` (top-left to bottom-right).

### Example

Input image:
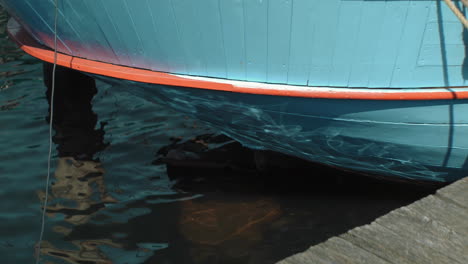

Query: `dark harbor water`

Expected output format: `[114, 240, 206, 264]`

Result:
[0, 8, 442, 264]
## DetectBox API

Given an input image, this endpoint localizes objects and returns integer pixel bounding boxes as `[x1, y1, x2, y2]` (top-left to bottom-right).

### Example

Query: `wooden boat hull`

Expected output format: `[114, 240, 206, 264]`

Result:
[4, 0, 468, 182]
[3, 0, 468, 88]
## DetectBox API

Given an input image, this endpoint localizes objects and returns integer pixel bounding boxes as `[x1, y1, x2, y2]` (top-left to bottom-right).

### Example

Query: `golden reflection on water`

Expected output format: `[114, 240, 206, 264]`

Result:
[39, 157, 117, 225]
[37, 157, 120, 263]
[38, 240, 117, 264]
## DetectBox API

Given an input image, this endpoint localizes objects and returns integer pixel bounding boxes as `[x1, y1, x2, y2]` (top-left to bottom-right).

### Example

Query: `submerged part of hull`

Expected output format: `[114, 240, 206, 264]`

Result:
[2, 0, 468, 88]
[97, 75, 468, 182]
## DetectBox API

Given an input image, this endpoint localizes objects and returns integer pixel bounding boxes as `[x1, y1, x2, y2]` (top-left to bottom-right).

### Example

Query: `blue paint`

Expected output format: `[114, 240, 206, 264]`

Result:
[62, 0, 118, 62]
[243, 0, 268, 82]
[103, 1, 146, 68]
[266, 0, 292, 84]
[3, 0, 468, 88]
[171, 0, 207, 76]
[307, 0, 341, 87]
[125, 0, 169, 71]
[287, 0, 314, 85]
[348, 1, 385, 87]
[330, 0, 363, 87]
[145, 0, 188, 73]
[218, 0, 246, 80]
[194, 0, 227, 78]
[391, 1, 432, 87]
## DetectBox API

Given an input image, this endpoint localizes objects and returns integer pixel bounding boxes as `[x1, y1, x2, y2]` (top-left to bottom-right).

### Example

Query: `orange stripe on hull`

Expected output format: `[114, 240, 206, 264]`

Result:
[7, 18, 468, 101]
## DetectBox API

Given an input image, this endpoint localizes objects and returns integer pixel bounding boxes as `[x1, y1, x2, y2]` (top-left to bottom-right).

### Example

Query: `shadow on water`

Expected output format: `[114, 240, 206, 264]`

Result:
[37, 64, 441, 264]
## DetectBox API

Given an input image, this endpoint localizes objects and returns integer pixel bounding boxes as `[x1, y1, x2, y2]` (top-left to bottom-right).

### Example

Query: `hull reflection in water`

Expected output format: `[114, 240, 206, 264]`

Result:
[38, 65, 158, 264]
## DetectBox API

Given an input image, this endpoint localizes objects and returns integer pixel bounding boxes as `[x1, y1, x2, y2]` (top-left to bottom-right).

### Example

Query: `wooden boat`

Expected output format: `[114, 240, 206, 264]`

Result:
[3, 0, 468, 182]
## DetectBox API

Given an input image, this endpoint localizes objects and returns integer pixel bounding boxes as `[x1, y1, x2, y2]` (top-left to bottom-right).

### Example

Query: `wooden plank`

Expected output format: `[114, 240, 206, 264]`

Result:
[368, 1, 409, 87]
[375, 204, 468, 263]
[146, 0, 188, 74]
[407, 195, 468, 236]
[329, 0, 363, 87]
[277, 177, 468, 264]
[171, 0, 207, 76]
[266, 0, 292, 84]
[85, 0, 132, 66]
[102, 0, 147, 68]
[126, 0, 169, 71]
[286, 0, 315, 85]
[307, 0, 340, 86]
[195, 0, 227, 78]
[277, 251, 323, 264]
[219, 0, 246, 80]
[296, 237, 391, 264]
[243, 0, 268, 82]
[342, 223, 460, 264]
[390, 0, 431, 87]
[436, 177, 468, 208]
[348, 1, 386, 87]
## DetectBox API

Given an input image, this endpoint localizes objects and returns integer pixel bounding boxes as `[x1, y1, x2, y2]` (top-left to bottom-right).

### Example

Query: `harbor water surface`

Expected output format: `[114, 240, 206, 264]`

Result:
[0, 7, 441, 264]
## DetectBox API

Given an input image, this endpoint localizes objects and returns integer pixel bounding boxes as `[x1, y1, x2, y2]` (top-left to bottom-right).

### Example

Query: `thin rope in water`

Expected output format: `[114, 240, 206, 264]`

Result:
[35, 0, 58, 263]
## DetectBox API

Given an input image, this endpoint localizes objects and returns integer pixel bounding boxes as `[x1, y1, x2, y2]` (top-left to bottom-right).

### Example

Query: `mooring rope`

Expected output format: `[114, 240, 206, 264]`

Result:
[35, 0, 58, 263]
[444, 0, 468, 29]
[462, 0, 468, 9]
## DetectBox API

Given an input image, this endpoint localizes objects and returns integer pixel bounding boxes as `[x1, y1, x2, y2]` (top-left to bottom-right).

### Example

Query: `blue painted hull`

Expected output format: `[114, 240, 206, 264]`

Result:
[3, 0, 468, 181]
[2, 0, 468, 88]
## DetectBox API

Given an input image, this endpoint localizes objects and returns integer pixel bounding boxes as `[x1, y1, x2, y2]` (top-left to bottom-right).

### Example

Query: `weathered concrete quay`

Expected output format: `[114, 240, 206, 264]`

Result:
[278, 177, 468, 264]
